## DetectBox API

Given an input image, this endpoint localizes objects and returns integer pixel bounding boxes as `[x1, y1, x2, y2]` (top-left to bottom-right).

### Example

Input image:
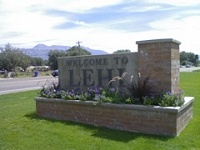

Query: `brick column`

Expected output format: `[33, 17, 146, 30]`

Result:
[136, 39, 181, 94]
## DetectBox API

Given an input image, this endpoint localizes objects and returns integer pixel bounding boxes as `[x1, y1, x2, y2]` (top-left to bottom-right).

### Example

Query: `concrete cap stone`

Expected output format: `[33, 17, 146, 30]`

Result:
[136, 38, 181, 45]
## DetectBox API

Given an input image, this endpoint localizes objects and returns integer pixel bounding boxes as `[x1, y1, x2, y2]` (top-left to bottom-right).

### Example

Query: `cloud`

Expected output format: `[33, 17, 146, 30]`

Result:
[59, 0, 123, 12]
[27, 0, 124, 13]
[0, 32, 26, 38]
[146, 0, 200, 6]
[0, 0, 200, 54]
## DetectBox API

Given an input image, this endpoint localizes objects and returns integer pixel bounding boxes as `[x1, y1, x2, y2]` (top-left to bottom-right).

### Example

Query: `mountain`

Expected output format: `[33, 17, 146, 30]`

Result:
[33, 43, 49, 49]
[82, 46, 108, 55]
[21, 44, 108, 60]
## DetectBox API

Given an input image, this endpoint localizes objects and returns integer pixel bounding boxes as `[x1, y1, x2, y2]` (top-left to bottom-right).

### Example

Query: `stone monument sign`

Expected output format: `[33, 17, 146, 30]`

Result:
[58, 38, 181, 95]
[58, 53, 138, 91]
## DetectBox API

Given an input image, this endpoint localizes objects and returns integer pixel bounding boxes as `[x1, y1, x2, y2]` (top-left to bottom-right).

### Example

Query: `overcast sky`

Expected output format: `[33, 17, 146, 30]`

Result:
[0, 0, 200, 54]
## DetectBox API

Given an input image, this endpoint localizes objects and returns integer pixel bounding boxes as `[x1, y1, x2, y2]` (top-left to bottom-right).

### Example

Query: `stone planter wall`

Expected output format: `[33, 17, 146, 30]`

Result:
[35, 97, 194, 136]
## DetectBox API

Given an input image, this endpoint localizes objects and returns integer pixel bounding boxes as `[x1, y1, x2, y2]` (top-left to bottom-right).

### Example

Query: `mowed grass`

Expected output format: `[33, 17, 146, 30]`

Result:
[0, 72, 200, 150]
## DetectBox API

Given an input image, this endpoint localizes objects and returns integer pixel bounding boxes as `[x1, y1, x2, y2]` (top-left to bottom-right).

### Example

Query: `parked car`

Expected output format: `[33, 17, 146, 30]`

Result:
[52, 70, 58, 77]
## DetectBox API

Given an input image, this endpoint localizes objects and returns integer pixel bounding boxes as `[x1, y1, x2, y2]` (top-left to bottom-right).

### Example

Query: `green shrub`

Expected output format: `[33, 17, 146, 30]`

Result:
[143, 92, 185, 107]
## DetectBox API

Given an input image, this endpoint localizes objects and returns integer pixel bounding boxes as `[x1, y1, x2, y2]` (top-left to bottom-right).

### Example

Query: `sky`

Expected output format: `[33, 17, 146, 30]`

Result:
[0, 0, 200, 54]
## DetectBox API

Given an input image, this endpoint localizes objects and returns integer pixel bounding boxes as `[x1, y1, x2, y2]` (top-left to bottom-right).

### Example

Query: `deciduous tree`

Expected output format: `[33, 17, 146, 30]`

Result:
[48, 50, 67, 70]
[180, 51, 199, 66]
[113, 49, 131, 54]
[66, 46, 91, 56]
[0, 43, 30, 71]
[48, 46, 91, 70]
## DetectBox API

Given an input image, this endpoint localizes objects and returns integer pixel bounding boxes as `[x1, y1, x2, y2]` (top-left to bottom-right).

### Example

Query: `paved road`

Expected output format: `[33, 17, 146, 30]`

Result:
[0, 76, 58, 95]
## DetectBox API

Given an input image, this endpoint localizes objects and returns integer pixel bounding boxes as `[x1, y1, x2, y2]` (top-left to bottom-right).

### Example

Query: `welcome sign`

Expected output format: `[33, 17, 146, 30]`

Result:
[58, 53, 138, 91]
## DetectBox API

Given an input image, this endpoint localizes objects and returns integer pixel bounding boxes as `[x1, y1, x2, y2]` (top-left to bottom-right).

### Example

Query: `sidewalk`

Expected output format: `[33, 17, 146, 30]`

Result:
[0, 77, 13, 80]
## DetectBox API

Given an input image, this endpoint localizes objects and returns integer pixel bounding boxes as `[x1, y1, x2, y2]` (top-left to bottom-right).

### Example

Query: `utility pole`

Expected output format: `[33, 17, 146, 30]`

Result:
[76, 41, 82, 47]
[76, 41, 83, 55]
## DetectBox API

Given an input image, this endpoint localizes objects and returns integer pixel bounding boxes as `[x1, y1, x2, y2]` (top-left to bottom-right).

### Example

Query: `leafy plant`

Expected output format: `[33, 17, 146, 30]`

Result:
[38, 78, 59, 98]
[143, 91, 185, 107]
[159, 92, 185, 107]
[143, 96, 161, 106]
[126, 74, 151, 104]
[108, 72, 152, 104]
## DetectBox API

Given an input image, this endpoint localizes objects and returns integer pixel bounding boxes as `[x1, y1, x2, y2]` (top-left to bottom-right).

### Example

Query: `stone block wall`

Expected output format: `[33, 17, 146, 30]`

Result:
[136, 39, 181, 94]
[35, 97, 194, 136]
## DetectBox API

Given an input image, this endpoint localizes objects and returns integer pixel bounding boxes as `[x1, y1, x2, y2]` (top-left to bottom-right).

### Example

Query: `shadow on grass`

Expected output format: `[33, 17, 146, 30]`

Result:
[25, 112, 173, 143]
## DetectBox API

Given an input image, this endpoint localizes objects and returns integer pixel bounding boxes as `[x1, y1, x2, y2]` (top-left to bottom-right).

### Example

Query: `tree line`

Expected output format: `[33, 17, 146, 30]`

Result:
[0, 44, 91, 71]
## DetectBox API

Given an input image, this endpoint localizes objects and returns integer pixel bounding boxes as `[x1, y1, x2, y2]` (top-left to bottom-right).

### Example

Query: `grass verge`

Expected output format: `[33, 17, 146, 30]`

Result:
[0, 72, 200, 150]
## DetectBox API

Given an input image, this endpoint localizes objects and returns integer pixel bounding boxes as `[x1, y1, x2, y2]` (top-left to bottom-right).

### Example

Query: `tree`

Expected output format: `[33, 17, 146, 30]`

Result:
[48, 50, 67, 70]
[18, 54, 31, 71]
[48, 46, 91, 70]
[113, 49, 131, 54]
[30, 57, 45, 66]
[180, 51, 199, 66]
[0, 43, 30, 71]
[66, 46, 91, 56]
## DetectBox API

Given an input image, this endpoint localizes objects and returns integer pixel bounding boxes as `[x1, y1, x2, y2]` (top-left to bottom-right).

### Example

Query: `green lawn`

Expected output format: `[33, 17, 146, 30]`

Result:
[0, 72, 200, 150]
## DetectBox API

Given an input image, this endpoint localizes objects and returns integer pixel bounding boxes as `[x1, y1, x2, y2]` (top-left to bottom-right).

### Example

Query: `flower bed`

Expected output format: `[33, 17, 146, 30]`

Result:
[39, 85, 185, 107]
[35, 96, 194, 136]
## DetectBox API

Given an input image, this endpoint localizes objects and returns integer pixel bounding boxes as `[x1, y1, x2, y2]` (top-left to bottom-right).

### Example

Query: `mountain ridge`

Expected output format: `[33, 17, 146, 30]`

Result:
[21, 44, 108, 60]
